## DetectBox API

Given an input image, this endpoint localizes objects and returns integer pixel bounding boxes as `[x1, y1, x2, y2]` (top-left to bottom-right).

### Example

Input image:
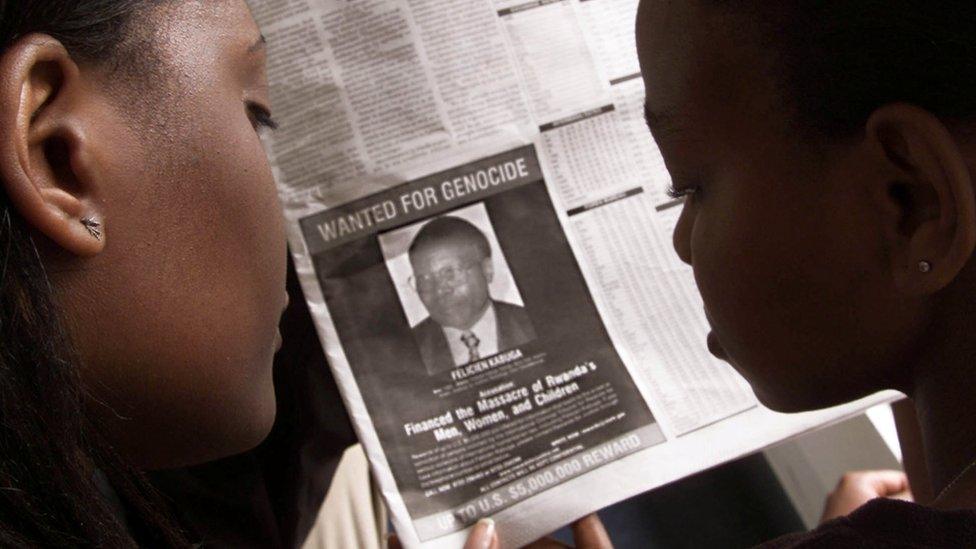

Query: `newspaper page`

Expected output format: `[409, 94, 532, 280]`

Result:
[248, 0, 900, 547]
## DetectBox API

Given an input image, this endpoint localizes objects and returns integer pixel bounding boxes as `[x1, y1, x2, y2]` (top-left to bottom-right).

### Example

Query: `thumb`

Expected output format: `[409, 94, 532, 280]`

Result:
[463, 519, 498, 549]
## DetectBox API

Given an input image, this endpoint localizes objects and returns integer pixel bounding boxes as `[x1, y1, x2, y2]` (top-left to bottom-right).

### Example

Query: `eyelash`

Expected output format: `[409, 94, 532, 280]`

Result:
[247, 103, 279, 132]
[666, 182, 700, 200]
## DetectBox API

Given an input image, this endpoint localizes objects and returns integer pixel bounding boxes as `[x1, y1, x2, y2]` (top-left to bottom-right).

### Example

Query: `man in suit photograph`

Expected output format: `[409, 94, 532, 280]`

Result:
[408, 216, 535, 375]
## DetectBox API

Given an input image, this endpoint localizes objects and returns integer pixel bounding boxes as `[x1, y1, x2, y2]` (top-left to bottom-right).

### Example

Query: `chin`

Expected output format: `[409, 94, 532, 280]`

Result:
[178, 396, 278, 469]
[113, 405, 278, 472]
[752, 381, 869, 415]
[753, 389, 819, 414]
[229, 380, 279, 455]
[160, 382, 279, 470]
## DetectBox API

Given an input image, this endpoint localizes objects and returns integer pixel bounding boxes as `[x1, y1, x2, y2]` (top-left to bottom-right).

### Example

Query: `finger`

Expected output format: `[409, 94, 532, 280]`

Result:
[864, 470, 909, 496]
[463, 518, 497, 549]
[892, 489, 914, 502]
[571, 514, 613, 548]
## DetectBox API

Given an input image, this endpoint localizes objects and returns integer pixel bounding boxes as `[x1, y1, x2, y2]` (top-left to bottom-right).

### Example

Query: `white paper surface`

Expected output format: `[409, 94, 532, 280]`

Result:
[248, 0, 899, 546]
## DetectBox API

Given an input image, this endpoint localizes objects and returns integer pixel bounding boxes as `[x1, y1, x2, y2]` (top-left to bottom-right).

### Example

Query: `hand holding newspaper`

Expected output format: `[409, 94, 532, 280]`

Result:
[247, 0, 898, 546]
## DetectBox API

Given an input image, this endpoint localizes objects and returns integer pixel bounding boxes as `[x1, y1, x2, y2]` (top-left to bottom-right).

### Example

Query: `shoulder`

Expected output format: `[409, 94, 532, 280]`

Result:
[492, 300, 531, 327]
[492, 300, 527, 317]
[413, 317, 439, 334]
[413, 317, 452, 354]
[754, 521, 870, 549]
[756, 499, 976, 548]
[491, 301, 534, 344]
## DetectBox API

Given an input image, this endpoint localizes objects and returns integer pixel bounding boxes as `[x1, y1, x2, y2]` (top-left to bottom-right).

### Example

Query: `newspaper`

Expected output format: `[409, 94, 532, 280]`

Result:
[248, 0, 900, 547]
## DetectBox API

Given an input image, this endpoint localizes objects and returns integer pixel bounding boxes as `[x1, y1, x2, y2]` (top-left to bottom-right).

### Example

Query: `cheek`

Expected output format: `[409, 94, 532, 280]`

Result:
[190, 129, 288, 361]
[690, 195, 816, 406]
[420, 289, 443, 308]
[455, 279, 491, 312]
[462, 278, 487, 298]
[90, 117, 287, 463]
[690, 179, 895, 409]
[690, 193, 780, 340]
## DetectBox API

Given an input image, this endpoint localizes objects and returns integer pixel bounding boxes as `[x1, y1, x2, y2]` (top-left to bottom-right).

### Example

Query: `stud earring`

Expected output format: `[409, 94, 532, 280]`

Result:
[918, 260, 932, 273]
[80, 217, 101, 240]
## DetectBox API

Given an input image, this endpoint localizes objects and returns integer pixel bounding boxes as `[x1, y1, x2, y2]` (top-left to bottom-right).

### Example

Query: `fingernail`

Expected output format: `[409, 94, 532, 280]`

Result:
[469, 518, 496, 549]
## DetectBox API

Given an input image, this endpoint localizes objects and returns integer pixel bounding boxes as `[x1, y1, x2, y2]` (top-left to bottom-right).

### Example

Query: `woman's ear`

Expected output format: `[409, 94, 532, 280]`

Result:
[481, 256, 495, 284]
[866, 103, 976, 295]
[0, 33, 106, 256]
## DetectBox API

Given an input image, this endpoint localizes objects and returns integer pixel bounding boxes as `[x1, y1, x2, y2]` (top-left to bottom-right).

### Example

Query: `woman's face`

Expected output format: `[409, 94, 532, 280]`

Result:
[52, 1, 287, 467]
[635, 1, 924, 412]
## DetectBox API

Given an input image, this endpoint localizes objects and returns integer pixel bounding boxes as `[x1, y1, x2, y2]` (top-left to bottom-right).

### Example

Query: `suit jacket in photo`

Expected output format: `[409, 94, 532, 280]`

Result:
[413, 300, 535, 375]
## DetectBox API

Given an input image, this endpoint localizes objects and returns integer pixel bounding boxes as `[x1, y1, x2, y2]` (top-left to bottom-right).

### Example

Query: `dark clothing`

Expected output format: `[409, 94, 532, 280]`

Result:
[150, 260, 357, 549]
[413, 300, 535, 375]
[759, 498, 976, 548]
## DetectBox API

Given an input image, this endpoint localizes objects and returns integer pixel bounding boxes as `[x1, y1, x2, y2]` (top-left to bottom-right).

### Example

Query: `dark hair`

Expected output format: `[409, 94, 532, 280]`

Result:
[712, 1, 976, 137]
[409, 216, 492, 261]
[0, 2, 188, 547]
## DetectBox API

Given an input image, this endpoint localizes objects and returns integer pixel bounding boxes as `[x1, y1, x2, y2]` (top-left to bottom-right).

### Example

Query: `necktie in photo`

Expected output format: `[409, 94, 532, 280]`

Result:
[461, 331, 480, 363]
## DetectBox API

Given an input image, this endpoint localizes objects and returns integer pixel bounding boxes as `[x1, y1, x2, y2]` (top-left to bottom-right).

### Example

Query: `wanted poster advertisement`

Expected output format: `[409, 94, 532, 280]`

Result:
[251, 0, 902, 545]
[300, 145, 663, 539]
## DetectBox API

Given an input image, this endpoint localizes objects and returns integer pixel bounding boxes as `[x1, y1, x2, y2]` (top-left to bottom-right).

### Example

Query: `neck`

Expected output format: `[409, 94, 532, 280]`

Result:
[911, 302, 976, 509]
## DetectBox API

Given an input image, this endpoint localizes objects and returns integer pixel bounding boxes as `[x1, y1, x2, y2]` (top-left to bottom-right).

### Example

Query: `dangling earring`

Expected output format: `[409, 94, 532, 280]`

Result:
[81, 217, 102, 240]
[918, 260, 932, 273]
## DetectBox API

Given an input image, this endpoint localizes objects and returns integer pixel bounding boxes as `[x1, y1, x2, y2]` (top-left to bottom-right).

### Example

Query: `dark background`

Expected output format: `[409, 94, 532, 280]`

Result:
[552, 453, 806, 548]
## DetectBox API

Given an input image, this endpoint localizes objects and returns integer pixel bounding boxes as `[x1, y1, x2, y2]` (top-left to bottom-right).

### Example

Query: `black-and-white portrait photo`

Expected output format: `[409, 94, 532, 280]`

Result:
[380, 204, 536, 375]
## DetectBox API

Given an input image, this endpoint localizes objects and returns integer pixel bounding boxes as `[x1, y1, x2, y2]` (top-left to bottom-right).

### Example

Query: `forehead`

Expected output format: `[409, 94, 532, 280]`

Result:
[635, 0, 782, 142]
[411, 237, 481, 265]
[635, 0, 702, 118]
[109, 0, 264, 127]
[149, 0, 261, 69]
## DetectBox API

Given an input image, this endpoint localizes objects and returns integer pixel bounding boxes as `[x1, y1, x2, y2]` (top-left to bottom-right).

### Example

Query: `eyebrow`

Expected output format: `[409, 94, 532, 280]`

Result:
[248, 34, 267, 54]
[643, 102, 680, 137]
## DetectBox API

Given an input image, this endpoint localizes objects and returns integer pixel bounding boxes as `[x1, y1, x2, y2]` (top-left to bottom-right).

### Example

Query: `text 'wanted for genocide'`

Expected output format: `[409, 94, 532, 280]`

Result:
[315, 157, 531, 244]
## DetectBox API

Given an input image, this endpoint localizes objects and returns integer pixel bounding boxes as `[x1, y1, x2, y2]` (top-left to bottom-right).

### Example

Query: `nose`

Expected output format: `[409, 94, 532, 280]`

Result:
[434, 279, 460, 296]
[672, 200, 693, 266]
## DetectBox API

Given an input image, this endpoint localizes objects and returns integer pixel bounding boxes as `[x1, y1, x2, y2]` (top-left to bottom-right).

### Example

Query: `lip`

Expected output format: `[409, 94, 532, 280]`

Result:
[706, 331, 728, 361]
